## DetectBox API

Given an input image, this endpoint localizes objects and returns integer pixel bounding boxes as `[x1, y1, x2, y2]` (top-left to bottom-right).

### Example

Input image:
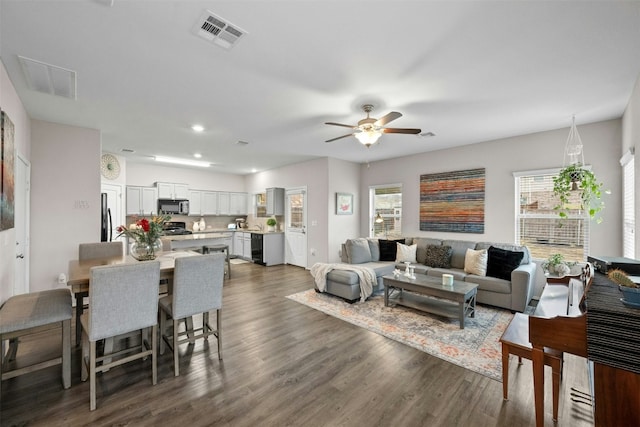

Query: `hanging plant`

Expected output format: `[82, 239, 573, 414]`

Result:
[552, 163, 606, 223]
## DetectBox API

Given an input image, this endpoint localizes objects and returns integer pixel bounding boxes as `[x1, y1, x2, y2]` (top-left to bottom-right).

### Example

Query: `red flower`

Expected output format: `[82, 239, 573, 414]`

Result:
[138, 218, 150, 232]
[116, 226, 124, 233]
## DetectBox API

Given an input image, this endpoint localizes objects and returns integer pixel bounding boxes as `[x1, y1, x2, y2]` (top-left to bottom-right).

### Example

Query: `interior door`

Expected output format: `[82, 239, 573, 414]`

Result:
[285, 187, 307, 268]
[14, 155, 30, 295]
[101, 183, 123, 243]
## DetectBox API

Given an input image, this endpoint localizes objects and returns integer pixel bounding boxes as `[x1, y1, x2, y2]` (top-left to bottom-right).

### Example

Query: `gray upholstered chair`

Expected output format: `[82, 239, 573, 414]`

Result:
[78, 241, 123, 260]
[159, 253, 224, 376]
[80, 261, 160, 411]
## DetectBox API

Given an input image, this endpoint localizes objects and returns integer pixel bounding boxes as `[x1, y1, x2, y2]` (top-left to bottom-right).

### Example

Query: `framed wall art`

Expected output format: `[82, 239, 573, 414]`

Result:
[1, 110, 15, 231]
[336, 192, 353, 215]
[419, 168, 485, 233]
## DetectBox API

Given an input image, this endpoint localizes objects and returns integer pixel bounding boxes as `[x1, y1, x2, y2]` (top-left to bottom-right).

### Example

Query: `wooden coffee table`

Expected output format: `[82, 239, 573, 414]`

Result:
[383, 274, 479, 329]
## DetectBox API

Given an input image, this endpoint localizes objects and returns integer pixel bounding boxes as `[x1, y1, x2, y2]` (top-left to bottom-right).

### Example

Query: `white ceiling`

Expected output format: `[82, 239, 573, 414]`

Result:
[2, 1, 640, 175]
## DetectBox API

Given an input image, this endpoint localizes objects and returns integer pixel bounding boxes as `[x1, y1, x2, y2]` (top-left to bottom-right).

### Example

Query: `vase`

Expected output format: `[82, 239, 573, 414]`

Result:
[620, 286, 640, 306]
[130, 238, 162, 261]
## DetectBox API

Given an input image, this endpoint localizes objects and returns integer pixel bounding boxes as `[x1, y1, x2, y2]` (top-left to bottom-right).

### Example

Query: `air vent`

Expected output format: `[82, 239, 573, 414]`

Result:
[18, 56, 77, 99]
[193, 10, 247, 50]
[121, 148, 136, 153]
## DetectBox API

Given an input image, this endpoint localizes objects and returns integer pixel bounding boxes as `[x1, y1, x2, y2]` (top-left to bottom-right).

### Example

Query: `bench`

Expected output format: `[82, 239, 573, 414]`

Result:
[0, 289, 72, 401]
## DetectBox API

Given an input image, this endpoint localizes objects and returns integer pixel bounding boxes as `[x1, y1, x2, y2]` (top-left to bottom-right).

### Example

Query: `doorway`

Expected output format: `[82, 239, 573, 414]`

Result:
[285, 187, 307, 268]
[14, 155, 30, 295]
[100, 183, 123, 243]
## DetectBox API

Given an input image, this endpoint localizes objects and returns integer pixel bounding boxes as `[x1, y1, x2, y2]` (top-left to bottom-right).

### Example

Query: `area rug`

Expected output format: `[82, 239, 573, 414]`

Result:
[286, 289, 513, 381]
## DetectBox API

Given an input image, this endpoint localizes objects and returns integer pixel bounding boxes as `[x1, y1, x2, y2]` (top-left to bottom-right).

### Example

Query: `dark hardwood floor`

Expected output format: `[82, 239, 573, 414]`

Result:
[1, 262, 594, 426]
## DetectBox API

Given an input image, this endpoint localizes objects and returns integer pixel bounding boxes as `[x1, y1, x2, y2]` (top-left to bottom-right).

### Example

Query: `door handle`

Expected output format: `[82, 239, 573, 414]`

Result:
[16, 253, 24, 259]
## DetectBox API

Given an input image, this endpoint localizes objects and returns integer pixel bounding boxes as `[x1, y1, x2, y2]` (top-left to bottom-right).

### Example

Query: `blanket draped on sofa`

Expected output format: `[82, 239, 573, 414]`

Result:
[310, 263, 376, 302]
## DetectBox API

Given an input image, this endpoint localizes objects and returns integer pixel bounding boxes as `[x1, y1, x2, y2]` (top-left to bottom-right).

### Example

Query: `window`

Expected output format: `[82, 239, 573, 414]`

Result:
[370, 185, 402, 239]
[514, 169, 589, 263]
[621, 150, 635, 258]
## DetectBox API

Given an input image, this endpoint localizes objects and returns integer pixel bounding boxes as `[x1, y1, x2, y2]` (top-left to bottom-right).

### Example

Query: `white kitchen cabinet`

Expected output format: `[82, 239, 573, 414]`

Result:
[126, 186, 157, 216]
[232, 232, 243, 257]
[232, 231, 252, 259]
[156, 182, 188, 200]
[188, 190, 202, 216]
[266, 187, 285, 216]
[229, 192, 248, 215]
[201, 191, 218, 215]
[217, 192, 230, 215]
[263, 233, 285, 266]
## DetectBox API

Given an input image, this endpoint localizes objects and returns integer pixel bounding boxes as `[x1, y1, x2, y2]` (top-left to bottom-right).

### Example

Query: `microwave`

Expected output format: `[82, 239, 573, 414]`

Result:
[158, 199, 189, 215]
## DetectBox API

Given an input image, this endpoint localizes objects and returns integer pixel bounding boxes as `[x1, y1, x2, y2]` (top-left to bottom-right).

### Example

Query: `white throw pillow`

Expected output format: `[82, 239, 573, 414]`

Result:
[396, 243, 417, 263]
[464, 248, 488, 276]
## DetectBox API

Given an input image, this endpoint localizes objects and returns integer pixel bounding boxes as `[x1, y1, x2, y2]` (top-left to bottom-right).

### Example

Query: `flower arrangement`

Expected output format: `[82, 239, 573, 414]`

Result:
[116, 214, 171, 260]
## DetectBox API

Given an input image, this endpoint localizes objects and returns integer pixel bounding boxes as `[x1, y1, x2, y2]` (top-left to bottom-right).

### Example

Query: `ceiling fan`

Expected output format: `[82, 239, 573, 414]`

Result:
[325, 104, 422, 147]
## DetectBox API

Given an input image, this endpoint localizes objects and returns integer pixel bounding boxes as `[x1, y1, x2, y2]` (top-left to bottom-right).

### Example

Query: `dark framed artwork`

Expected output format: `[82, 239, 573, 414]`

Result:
[1, 110, 15, 231]
[336, 192, 353, 215]
[419, 168, 485, 233]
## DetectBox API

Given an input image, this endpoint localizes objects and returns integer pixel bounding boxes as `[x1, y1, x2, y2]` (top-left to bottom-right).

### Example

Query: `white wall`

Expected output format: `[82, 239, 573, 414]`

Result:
[126, 162, 245, 191]
[327, 157, 360, 262]
[30, 120, 101, 291]
[360, 119, 622, 257]
[622, 72, 640, 256]
[0, 60, 31, 303]
[245, 158, 330, 265]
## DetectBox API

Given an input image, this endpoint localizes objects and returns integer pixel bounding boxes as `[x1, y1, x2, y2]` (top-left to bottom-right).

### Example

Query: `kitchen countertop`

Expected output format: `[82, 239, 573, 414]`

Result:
[163, 230, 283, 241]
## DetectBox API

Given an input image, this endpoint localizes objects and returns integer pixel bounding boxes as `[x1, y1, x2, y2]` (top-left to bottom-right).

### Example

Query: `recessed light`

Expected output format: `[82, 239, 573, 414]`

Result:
[154, 156, 210, 167]
[191, 124, 204, 132]
[251, 168, 257, 173]
[194, 153, 202, 158]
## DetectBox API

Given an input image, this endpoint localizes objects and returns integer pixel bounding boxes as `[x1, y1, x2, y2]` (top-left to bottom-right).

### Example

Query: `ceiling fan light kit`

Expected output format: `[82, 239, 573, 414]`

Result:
[325, 104, 422, 146]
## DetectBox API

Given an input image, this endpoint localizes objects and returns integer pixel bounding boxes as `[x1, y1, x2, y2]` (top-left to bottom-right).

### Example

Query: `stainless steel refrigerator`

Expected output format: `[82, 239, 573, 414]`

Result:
[101, 192, 112, 242]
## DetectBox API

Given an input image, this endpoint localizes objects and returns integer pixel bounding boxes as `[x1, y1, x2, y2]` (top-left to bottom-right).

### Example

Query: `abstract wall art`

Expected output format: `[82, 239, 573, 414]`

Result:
[1, 110, 15, 231]
[420, 168, 485, 233]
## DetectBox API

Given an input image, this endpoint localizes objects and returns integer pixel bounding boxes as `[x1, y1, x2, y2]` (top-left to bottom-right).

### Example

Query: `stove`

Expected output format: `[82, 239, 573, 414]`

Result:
[162, 221, 192, 236]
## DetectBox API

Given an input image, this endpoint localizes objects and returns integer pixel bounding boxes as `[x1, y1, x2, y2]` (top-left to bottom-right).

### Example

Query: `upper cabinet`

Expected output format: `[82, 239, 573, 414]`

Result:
[229, 192, 248, 216]
[156, 182, 188, 200]
[188, 190, 202, 216]
[188, 190, 248, 216]
[126, 186, 157, 216]
[266, 187, 285, 216]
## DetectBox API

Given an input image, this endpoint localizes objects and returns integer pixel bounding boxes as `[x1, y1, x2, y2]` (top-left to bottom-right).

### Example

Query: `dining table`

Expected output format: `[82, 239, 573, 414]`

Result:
[67, 250, 200, 345]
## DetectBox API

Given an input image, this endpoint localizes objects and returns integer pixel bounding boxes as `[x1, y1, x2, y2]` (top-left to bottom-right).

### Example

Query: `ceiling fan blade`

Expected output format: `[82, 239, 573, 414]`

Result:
[375, 111, 402, 127]
[382, 127, 422, 134]
[325, 122, 357, 129]
[325, 133, 354, 143]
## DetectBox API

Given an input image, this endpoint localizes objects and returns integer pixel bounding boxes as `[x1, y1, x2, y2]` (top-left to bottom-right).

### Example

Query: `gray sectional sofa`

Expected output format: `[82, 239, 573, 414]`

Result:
[320, 237, 536, 312]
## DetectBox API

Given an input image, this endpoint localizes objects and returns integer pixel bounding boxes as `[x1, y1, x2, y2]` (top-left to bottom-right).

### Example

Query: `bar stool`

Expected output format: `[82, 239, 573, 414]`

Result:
[203, 244, 231, 278]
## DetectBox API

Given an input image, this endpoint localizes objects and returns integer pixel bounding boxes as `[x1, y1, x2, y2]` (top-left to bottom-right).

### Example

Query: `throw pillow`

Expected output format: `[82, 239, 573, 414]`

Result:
[464, 248, 488, 276]
[396, 243, 417, 263]
[368, 239, 380, 262]
[424, 245, 453, 268]
[379, 239, 404, 261]
[486, 246, 524, 280]
[346, 238, 372, 264]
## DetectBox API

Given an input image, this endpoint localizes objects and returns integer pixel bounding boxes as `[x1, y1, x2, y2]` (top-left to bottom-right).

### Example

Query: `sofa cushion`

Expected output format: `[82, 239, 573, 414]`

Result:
[368, 239, 380, 262]
[426, 267, 467, 281]
[486, 246, 524, 280]
[379, 239, 404, 261]
[464, 248, 488, 276]
[396, 243, 417, 263]
[444, 240, 478, 269]
[424, 244, 453, 268]
[475, 242, 530, 265]
[346, 238, 372, 264]
[465, 275, 512, 294]
[414, 238, 443, 264]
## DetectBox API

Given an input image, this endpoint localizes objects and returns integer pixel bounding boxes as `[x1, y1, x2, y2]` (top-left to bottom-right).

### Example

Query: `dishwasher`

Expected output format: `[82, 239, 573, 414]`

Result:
[251, 233, 264, 265]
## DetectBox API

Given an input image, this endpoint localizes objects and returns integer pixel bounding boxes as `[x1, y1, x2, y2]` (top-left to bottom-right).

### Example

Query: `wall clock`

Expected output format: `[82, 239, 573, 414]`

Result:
[100, 153, 120, 180]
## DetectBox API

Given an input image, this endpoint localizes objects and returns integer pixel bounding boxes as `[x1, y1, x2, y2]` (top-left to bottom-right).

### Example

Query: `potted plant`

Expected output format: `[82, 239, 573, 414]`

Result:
[553, 163, 607, 223]
[541, 253, 572, 277]
[266, 217, 277, 232]
[608, 269, 640, 306]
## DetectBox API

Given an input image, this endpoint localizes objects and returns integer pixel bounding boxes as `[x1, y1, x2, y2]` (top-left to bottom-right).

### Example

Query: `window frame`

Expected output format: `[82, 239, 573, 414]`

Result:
[369, 183, 403, 239]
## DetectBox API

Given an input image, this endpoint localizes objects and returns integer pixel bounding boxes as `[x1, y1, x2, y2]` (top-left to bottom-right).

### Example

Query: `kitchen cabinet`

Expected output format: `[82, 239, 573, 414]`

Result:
[156, 182, 188, 200]
[229, 192, 248, 215]
[263, 233, 285, 266]
[232, 231, 252, 259]
[217, 192, 230, 215]
[126, 186, 157, 216]
[266, 187, 285, 216]
[202, 192, 218, 215]
[188, 190, 202, 216]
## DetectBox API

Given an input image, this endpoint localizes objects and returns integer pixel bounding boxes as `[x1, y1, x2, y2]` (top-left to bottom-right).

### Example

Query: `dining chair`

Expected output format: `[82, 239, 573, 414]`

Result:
[78, 241, 123, 260]
[159, 253, 224, 376]
[80, 261, 160, 411]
